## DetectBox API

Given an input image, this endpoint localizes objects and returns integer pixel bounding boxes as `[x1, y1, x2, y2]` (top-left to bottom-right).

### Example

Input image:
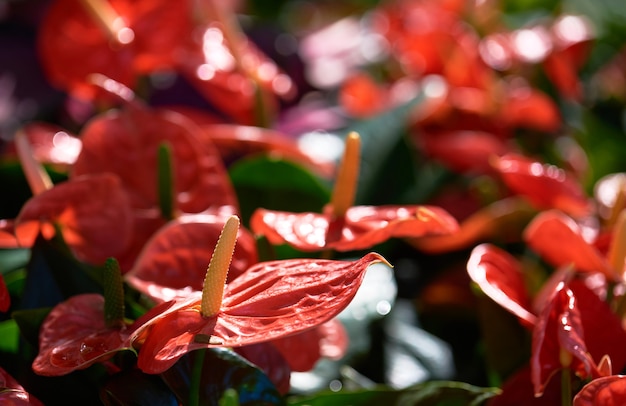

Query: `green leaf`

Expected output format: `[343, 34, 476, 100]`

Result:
[12, 307, 51, 348]
[346, 93, 425, 205]
[161, 348, 284, 406]
[287, 381, 500, 406]
[0, 249, 30, 275]
[219, 388, 240, 406]
[0, 319, 19, 353]
[229, 156, 330, 226]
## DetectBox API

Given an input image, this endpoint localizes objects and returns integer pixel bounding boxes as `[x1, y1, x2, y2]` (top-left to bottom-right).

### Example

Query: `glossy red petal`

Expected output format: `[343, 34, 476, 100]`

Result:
[418, 131, 508, 174]
[250, 205, 458, 252]
[489, 365, 561, 406]
[467, 244, 536, 327]
[570, 279, 626, 375]
[574, 375, 626, 406]
[125, 213, 258, 303]
[234, 343, 292, 395]
[501, 86, 561, 133]
[0, 274, 9, 313]
[531, 283, 599, 396]
[409, 197, 535, 254]
[175, 21, 293, 124]
[0, 367, 43, 406]
[15, 173, 133, 264]
[132, 253, 387, 373]
[32, 294, 132, 376]
[72, 105, 238, 214]
[494, 154, 592, 216]
[37, 0, 190, 99]
[523, 210, 614, 278]
[3, 123, 81, 171]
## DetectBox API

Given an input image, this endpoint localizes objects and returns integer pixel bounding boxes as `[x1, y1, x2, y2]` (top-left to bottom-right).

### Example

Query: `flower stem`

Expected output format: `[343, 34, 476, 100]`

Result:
[561, 368, 572, 406]
[330, 132, 361, 219]
[189, 349, 206, 406]
[14, 129, 52, 196]
[157, 142, 175, 221]
[201, 216, 240, 317]
[103, 258, 125, 329]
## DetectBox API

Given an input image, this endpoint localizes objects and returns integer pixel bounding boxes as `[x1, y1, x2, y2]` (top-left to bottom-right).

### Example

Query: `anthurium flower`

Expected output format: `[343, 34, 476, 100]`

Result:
[251, 132, 459, 252]
[467, 244, 626, 397]
[0, 367, 43, 405]
[130, 215, 390, 374]
[125, 213, 258, 303]
[523, 210, 618, 280]
[492, 154, 592, 217]
[32, 294, 133, 376]
[38, 0, 191, 99]
[573, 374, 626, 405]
[33, 259, 132, 376]
[71, 80, 238, 215]
[14, 172, 133, 265]
[409, 197, 536, 254]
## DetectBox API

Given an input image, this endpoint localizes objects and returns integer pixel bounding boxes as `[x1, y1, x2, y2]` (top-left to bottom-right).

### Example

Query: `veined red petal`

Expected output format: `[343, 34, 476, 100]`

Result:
[15, 173, 133, 265]
[531, 283, 599, 396]
[0, 367, 43, 406]
[250, 205, 458, 252]
[72, 105, 238, 214]
[524, 210, 614, 279]
[574, 375, 626, 406]
[125, 213, 257, 303]
[467, 244, 536, 327]
[494, 154, 591, 216]
[32, 294, 132, 376]
[131, 253, 388, 373]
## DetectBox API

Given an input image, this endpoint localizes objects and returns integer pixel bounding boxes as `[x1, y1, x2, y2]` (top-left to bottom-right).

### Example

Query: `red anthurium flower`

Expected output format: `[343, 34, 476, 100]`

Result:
[125, 213, 258, 303]
[417, 130, 509, 175]
[270, 318, 348, 372]
[468, 243, 626, 398]
[574, 375, 626, 405]
[251, 132, 459, 252]
[32, 293, 132, 376]
[0, 274, 9, 312]
[38, 0, 191, 99]
[252, 205, 459, 252]
[168, 106, 335, 177]
[531, 280, 600, 396]
[14, 172, 133, 265]
[523, 210, 617, 280]
[71, 79, 238, 215]
[2, 122, 82, 172]
[493, 153, 592, 217]
[130, 216, 390, 374]
[467, 244, 537, 327]
[132, 252, 387, 374]
[0, 367, 43, 406]
[174, 1, 295, 125]
[409, 197, 535, 254]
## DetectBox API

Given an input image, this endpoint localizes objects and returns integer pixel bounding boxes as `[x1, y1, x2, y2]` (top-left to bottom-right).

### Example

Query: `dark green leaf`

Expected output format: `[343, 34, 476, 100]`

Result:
[100, 368, 179, 406]
[229, 156, 330, 226]
[12, 307, 51, 348]
[157, 142, 174, 221]
[0, 319, 19, 353]
[288, 381, 500, 406]
[346, 93, 424, 205]
[161, 348, 284, 406]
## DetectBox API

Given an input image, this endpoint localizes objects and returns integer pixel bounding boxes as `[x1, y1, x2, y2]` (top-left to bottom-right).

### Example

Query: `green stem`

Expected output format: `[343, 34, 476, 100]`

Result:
[189, 349, 206, 406]
[561, 368, 571, 406]
[103, 258, 125, 329]
[157, 142, 175, 221]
